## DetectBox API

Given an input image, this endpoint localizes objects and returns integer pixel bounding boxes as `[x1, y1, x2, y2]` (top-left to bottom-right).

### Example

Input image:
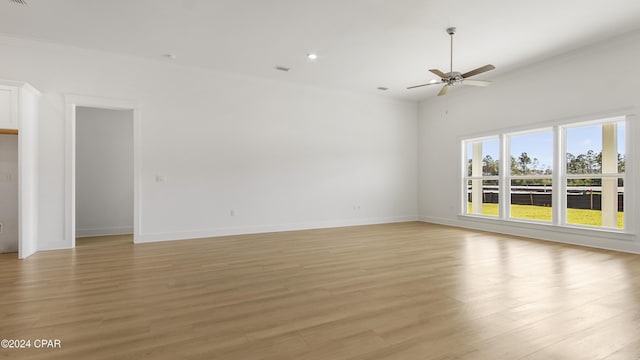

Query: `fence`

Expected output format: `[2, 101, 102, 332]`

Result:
[468, 186, 624, 211]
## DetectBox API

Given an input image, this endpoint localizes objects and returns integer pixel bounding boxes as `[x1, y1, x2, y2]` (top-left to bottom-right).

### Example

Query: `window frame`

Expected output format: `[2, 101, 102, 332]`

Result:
[560, 120, 625, 229]
[459, 115, 631, 235]
[505, 128, 554, 223]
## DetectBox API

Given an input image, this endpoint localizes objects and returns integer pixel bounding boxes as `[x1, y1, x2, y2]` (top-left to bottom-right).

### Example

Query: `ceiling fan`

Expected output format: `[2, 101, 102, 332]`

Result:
[408, 27, 495, 96]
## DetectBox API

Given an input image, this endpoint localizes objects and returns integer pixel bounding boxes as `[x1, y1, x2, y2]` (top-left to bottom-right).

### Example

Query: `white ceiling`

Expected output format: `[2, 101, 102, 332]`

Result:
[1, 0, 640, 101]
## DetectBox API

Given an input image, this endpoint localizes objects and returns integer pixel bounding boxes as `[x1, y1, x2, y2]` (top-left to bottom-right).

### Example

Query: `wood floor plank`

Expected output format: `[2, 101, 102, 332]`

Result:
[1, 222, 639, 359]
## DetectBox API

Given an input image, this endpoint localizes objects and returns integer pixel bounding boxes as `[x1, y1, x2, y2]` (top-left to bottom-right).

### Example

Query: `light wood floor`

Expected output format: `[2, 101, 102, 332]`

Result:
[1, 222, 639, 359]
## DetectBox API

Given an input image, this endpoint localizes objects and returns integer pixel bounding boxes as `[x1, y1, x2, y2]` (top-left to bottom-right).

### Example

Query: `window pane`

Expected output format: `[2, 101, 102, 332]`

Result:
[510, 179, 552, 222]
[566, 121, 625, 175]
[566, 178, 623, 229]
[467, 180, 499, 217]
[466, 138, 499, 176]
[510, 131, 553, 176]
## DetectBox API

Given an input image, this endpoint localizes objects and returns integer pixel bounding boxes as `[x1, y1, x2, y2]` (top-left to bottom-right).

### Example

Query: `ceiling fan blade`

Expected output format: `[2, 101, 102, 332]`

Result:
[437, 85, 450, 96]
[429, 69, 447, 78]
[463, 80, 492, 87]
[407, 81, 442, 90]
[462, 64, 495, 78]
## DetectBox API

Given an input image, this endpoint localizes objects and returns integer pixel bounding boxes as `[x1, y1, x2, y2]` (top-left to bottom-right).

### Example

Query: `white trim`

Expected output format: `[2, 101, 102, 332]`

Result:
[500, 134, 509, 219]
[0, 79, 41, 96]
[64, 95, 141, 248]
[508, 175, 553, 180]
[459, 140, 466, 215]
[624, 116, 635, 234]
[565, 174, 624, 179]
[457, 107, 635, 141]
[466, 176, 499, 180]
[506, 126, 554, 137]
[16, 82, 40, 259]
[76, 227, 134, 238]
[419, 216, 640, 254]
[555, 125, 564, 225]
[563, 116, 626, 129]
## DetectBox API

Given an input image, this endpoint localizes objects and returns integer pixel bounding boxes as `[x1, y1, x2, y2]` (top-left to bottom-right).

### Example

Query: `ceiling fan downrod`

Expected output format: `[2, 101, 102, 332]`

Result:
[447, 27, 456, 74]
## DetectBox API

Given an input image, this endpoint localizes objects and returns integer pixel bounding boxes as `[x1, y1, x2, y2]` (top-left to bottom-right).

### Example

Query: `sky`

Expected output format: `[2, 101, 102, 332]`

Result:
[468, 122, 625, 171]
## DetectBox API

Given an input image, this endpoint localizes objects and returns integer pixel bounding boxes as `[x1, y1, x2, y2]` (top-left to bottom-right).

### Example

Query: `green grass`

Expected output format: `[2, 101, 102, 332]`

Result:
[468, 203, 624, 229]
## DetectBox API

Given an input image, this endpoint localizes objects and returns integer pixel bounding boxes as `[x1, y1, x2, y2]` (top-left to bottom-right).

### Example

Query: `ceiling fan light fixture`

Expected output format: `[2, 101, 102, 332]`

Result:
[306, 53, 318, 60]
[407, 26, 495, 95]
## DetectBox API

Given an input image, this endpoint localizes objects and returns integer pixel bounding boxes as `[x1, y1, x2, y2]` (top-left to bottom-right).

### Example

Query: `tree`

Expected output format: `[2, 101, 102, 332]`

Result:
[618, 153, 625, 173]
[585, 150, 598, 173]
[567, 152, 579, 174]
[531, 157, 540, 172]
[482, 155, 498, 175]
[518, 152, 532, 174]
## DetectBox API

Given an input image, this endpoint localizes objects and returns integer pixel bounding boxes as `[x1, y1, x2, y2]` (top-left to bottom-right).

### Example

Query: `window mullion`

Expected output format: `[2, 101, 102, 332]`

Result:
[500, 134, 509, 219]
[554, 125, 563, 226]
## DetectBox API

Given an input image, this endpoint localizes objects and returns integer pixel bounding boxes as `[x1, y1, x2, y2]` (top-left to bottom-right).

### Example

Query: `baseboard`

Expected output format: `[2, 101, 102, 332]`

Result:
[77, 226, 134, 238]
[135, 216, 419, 243]
[419, 215, 640, 254]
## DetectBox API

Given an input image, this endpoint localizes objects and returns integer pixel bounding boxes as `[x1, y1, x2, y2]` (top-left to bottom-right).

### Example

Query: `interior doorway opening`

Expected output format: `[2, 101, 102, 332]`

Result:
[75, 107, 134, 242]
[65, 95, 140, 248]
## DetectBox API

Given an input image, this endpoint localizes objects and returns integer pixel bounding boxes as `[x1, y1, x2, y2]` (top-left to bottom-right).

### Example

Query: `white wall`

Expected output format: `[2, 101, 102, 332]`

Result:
[0, 35, 418, 250]
[418, 29, 640, 253]
[76, 107, 133, 237]
[0, 134, 18, 253]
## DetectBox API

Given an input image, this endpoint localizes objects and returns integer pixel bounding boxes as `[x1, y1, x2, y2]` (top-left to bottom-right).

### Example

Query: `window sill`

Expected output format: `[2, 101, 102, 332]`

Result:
[457, 214, 636, 242]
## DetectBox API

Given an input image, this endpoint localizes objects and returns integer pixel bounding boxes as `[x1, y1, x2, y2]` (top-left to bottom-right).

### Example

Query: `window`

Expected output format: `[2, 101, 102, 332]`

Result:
[508, 130, 553, 222]
[461, 116, 628, 232]
[564, 121, 625, 229]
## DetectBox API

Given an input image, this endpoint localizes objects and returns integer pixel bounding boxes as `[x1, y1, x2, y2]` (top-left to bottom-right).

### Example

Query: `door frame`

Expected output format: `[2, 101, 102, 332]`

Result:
[65, 95, 141, 247]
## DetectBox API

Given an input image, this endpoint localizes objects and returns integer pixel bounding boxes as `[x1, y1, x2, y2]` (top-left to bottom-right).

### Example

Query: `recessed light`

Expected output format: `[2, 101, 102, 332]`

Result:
[307, 53, 318, 60]
[163, 53, 177, 60]
[275, 66, 291, 72]
[377, 87, 389, 91]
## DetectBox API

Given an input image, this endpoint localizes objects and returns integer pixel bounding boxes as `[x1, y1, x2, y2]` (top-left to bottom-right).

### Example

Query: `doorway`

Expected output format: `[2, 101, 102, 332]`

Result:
[76, 107, 134, 240]
[65, 95, 140, 248]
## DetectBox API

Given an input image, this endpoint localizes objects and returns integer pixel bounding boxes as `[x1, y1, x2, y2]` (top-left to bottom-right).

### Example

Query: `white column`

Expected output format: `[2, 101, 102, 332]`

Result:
[472, 142, 483, 214]
[601, 123, 618, 228]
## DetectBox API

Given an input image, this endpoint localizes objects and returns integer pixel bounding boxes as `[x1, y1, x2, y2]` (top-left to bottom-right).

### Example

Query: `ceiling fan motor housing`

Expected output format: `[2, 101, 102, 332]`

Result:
[445, 71, 463, 84]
